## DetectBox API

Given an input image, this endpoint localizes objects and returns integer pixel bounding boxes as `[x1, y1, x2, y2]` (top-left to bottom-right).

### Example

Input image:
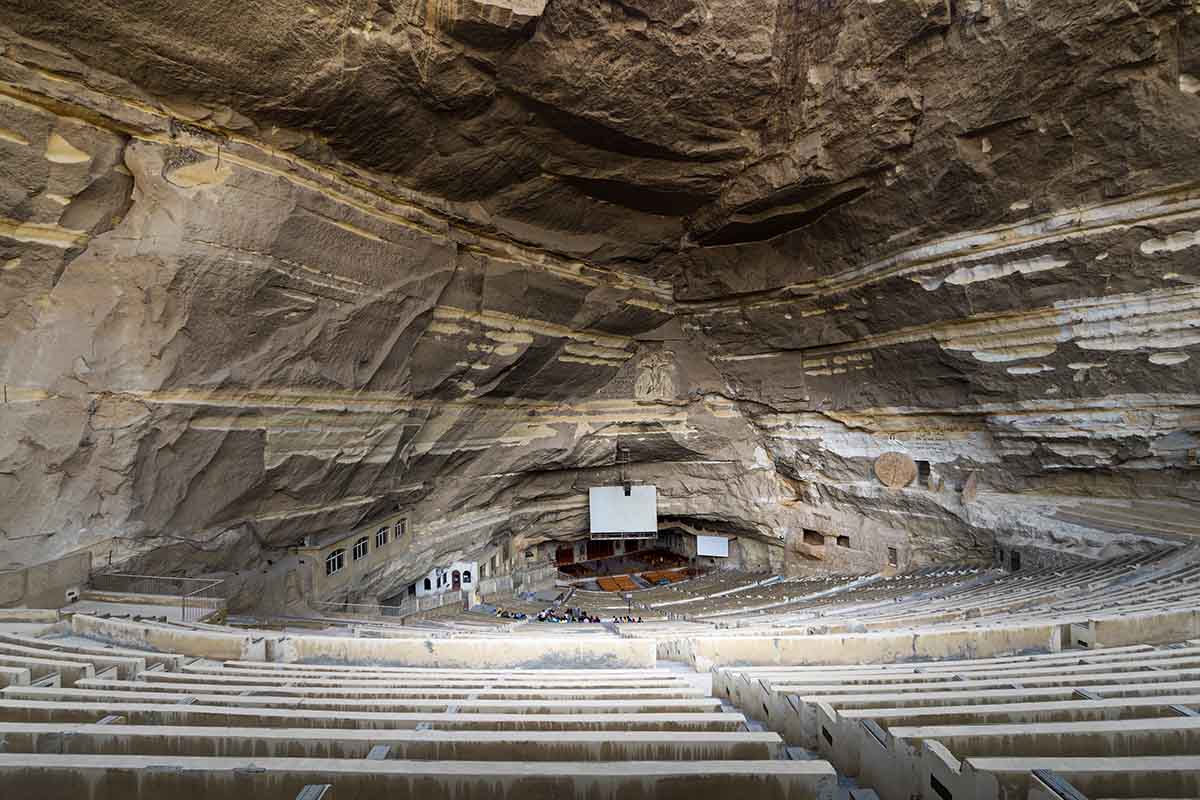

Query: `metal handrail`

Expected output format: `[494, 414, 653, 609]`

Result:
[88, 571, 227, 622]
[92, 572, 223, 585]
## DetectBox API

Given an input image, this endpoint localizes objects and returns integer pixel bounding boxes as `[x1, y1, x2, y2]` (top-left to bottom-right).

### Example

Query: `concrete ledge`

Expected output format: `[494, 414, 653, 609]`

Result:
[691, 610, 1200, 671]
[0, 633, 185, 670]
[0, 754, 838, 800]
[0, 700, 749, 731]
[5, 686, 713, 712]
[130, 672, 695, 697]
[0, 666, 31, 688]
[278, 634, 656, 669]
[965, 755, 1200, 800]
[0, 642, 144, 679]
[71, 683, 724, 714]
[1091, 608, 1200, 648]
[223, 660, 669, 676]
[688, 624, 1060, 670]
[79, 591, 223, 610]
[868, 716, 1200, 800]
[826, 693, 1200, 783]
[70, 615, 264, 661]
[179, 664, 683, 687]
[0, 722, 783, 761]
[0, 609, 59, 623]
[0, 655, 93, 687]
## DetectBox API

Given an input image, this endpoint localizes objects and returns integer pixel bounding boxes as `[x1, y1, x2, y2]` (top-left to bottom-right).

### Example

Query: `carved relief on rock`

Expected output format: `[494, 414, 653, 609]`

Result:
[874, 452, 917, 490]
[634, 349, 677, 402]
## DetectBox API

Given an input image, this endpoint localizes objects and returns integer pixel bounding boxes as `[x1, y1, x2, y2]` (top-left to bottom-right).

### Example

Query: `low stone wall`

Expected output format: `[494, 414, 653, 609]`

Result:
[513, 563, 558, 594]
[0, 608, 60, 623]
[681, 623, 1062, 670]
[79, 590, 224, 610]
[678, 607, 1200, 670]
[0, 552, 91, 609]
[1089, 608, 1200, 648]
[70, 614, 266, 661]
[278, 634, 656, 669]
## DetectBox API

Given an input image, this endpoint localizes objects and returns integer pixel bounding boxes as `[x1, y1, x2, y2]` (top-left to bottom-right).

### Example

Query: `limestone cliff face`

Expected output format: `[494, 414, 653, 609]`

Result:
[1, 1, 1198, 605]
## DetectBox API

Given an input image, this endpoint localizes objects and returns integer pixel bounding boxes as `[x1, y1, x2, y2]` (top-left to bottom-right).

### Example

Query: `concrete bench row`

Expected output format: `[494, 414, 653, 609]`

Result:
[0, 632, 838, 799]
[643, 549, 1193, 652]
[719, 640, 1200, 800]
[0, 753, 838, 800]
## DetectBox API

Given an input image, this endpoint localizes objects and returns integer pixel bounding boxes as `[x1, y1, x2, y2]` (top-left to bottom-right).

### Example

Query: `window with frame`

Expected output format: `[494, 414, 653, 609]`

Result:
[463, 570, 472, 584]
[375, 527, 389, 548]
[394, 518, 407, 538]
[352, 537, 369, 561]
[423, 577, 432, 591]
[325, 549, 345, 576]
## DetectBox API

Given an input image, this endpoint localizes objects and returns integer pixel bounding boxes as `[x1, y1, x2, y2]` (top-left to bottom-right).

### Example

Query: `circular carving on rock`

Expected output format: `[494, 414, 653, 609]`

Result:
[874, 452, 917, 489]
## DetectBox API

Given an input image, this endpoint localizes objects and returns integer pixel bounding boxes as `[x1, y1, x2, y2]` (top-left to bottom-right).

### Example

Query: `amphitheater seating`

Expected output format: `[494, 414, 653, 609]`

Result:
[8, 548, 1200, 797]
[717, 641, 1200, 800]
[0, 631, 836, 799]
[634, 547, 1200, 667]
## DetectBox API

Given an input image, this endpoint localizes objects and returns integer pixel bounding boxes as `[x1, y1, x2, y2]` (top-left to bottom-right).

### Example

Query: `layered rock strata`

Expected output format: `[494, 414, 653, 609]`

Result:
[1, 0, 1198, 608]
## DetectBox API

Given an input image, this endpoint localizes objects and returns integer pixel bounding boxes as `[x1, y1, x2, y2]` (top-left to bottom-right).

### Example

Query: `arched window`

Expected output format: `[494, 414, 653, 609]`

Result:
[375, 527, 388, 548]
[325, 549, 345, 576]
[423, 577, 432, 591]
[462, 570, 472, 584]
[352, 537, 369, 561]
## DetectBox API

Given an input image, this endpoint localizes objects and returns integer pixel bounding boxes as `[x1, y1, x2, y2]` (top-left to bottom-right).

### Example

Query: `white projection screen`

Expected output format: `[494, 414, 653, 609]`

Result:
[589, 486, 658, 534]
[696, 535, 730, 557]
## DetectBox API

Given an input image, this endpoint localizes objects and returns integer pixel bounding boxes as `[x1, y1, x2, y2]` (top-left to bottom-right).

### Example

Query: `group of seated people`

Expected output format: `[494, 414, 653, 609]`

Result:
[536, 606, 602, 623]
[494, 606, 645, 624]
[492, 608, 529, 620]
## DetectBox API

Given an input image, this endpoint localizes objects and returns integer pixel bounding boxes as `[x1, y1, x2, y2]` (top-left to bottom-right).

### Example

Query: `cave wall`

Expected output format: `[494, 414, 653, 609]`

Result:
[2, 0, 1198, 607]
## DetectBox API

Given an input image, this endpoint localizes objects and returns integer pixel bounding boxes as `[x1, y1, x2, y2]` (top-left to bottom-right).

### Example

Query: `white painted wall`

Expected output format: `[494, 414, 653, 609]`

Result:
[415, 560, 478, 597]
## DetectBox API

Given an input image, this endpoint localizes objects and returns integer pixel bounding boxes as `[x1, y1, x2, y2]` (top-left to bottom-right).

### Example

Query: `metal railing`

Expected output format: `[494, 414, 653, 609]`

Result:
[88, 572, 227, 622]
[314, 600, 407, 618]
[315, 590, 465, 619]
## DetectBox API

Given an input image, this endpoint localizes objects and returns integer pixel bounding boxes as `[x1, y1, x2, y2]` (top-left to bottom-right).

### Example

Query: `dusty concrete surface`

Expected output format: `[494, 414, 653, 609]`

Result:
[0, 1, 1198, 612]
[0, 753, 840, 800]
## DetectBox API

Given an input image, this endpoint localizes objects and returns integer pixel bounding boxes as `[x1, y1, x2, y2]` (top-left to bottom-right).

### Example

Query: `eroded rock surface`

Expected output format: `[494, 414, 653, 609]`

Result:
[1, 1, 1198, 607]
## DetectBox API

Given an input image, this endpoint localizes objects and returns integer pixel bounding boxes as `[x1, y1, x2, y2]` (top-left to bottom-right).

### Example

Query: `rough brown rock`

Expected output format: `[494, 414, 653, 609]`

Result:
[1, 0, 1198, 607]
